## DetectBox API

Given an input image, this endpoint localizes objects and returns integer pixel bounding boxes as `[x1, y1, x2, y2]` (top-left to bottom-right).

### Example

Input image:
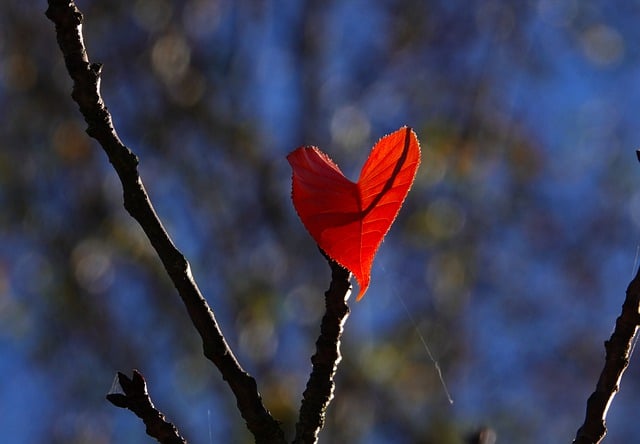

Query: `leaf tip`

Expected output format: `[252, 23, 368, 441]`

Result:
[354, 277, 370, 301]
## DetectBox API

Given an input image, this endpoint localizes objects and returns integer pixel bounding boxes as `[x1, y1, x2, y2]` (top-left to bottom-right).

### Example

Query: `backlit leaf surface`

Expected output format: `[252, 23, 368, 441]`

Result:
[287, 126, 421, 300]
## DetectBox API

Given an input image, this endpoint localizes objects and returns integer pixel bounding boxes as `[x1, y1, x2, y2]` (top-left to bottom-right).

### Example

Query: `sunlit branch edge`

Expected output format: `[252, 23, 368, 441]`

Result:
[573, 264, 640, 444]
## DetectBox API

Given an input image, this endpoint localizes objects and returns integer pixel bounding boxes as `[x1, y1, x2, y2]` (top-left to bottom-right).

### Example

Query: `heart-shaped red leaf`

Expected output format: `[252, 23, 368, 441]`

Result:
[287, 126, 421, 300]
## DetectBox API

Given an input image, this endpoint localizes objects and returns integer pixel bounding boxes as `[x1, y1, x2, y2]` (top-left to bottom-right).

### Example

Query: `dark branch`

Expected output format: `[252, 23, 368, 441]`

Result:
[107, 371, 187, 444]
[467, 427, 497, 444]
[573, 266, 640, 444]
[293, 254, 351, 444]
[45, 2, 284, 442]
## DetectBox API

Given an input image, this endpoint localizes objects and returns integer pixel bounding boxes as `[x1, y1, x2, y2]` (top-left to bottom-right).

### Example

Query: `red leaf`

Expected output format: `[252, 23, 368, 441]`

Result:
[287, 126, 421, 300]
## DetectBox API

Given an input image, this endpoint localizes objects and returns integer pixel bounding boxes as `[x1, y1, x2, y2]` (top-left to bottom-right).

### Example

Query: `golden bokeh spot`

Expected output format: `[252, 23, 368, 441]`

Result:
[580, 24, 624, 67]
[3, 53, 37, 92]
[52, 120, 92, 164]
[151, 32, 191, 84]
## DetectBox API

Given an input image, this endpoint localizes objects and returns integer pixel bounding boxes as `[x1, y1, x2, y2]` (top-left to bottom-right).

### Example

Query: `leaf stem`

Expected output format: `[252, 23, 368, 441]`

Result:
[293, 254, 351, 444]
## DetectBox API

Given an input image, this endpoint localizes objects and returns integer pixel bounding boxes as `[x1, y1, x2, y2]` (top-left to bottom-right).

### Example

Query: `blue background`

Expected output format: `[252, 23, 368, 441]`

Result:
[2, 1, 640, 442]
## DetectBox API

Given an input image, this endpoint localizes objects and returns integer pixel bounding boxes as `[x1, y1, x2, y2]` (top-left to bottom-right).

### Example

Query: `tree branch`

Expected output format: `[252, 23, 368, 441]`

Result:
[107, 371, 187, 444]
[293, 254, 351, 444]
[45, 2, 284, 442]
[573, 266, 640, 444]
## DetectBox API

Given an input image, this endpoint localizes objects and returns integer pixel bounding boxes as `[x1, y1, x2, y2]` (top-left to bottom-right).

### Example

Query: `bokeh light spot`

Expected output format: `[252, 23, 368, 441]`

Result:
[133, 0, 173, 32]
[52, 120, 92, 164]
[166, 68, 206, 107]
[330, 106, 372, 152]
[580, 24, 624, 67]
[418, 197, 467, 241]
[427, 252, 469, 313]
[151, 33, 191, 84]
[71, 239, 114, 294]
[2, 53, 37, 92]
[183, 0, 224, 38]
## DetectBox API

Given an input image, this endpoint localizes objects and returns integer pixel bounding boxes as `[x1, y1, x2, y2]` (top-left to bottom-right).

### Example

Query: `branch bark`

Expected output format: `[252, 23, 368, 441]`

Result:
[573, 266, 640, 444]
[107, 371, 187, 444]
[45, 2, 284, 442]
[293, 254, 351, 444]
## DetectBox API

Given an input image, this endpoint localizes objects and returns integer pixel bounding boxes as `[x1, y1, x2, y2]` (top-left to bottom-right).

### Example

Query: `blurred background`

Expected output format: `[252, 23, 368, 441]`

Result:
[2, 0, 640, 442]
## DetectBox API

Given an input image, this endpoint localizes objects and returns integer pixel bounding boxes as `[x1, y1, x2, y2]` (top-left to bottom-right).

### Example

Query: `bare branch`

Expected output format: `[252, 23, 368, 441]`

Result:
[45, 2, 284, 442]
[107, 371, 187, 444]
[293, 253, 351, 444]
[573, 266, 640, 444]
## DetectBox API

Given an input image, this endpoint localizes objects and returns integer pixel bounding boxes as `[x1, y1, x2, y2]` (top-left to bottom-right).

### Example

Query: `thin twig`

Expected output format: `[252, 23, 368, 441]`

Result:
[45, 2, 284, 442]
[293, 253, 351, 444]
[107, 371, 187, 444]
[573, 266, 640, 444]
